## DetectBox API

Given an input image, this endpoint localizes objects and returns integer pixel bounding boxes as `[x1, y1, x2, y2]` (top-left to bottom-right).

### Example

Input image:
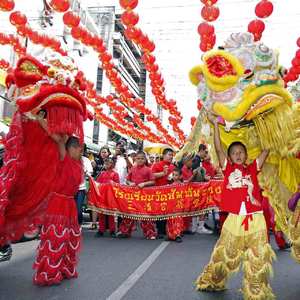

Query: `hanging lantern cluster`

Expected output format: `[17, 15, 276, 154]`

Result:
[197, 0, 219, 52]
[9, 11, 66, 56]
[0, 32, 26, 56]
[119, 0, 184, 146]
[0, 58, 9, 69]
[0, 0, 14, 12]
[283, 39, 300, 84]
[58, 3, 181, 147]
[248, 0, 273, 42]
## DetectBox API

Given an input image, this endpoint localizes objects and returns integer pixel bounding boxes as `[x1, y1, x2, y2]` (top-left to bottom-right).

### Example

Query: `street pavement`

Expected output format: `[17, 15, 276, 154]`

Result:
[0, 226, 299, 300]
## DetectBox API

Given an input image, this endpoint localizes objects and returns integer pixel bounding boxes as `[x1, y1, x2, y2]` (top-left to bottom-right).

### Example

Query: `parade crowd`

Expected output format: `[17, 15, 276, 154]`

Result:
[78, 140, 221, 243]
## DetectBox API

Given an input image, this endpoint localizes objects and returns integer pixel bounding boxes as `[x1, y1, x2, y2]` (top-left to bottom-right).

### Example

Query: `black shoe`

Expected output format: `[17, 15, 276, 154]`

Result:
[204, 223, 213, 231]
[110, 232, 116, 238]
[0, 245, 12, 262]
[117, 232, 129, 238]
[183, 230, 194, 235]
[175, 236, 182, 243]
[157, 234, 165, 239]
[95, 231, 104, 238]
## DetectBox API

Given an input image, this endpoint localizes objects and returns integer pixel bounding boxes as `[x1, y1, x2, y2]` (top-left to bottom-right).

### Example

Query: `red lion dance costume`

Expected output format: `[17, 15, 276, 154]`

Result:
[0, 54, 88, 285]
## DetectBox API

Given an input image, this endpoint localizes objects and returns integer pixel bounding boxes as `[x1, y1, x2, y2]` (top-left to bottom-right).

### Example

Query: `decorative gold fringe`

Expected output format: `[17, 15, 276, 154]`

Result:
[242, 244, 276, 300]
[289, 206, 300, 263]
[195, 221, 275, 299]
[253, 104, 296, 157]
[87, 205, 217, 221]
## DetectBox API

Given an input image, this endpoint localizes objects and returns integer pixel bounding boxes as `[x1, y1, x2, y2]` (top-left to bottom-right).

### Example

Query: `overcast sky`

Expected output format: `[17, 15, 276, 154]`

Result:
[87, 0, 300, 134]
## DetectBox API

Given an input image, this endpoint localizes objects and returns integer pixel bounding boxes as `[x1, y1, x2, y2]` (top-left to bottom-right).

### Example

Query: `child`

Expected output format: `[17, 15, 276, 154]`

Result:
[34, 114, 83, 286]
[181, 154, 195, 234]
[95, 158, 119, 238]
[195, 113, 274, 300]
[167, 168, 185, 242]
[152, 148, 176, 238]
[117, 151, 157, 239]
[202, 152, 217, 179]
[190, 156, 213, 235]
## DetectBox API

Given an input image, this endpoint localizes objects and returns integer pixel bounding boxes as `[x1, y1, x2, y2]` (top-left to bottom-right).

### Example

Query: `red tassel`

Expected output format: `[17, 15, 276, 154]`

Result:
[47, 106, 83, 142]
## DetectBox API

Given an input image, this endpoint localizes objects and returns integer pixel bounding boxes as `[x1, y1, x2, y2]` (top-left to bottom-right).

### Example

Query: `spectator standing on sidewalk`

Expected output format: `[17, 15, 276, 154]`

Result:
[75, 144, 93, 225]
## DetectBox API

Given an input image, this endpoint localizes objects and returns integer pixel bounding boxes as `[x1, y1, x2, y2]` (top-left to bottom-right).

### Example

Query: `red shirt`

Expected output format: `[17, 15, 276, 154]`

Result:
[152, 161, 175, 186]
[127, 165, 154, 185]
[96, 170, 120, 184]
[202, 161, 217, 178]
[220, 159, 262, 215]
[181, 165, 193, 181]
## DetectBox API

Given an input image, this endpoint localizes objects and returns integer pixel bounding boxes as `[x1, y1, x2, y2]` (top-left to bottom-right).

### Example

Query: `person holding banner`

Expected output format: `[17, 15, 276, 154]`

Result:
[117, 151, 157, 239]
[152, 148, 184, 241]
[195, 113, 275, 300]
[95, 158, 119, 238]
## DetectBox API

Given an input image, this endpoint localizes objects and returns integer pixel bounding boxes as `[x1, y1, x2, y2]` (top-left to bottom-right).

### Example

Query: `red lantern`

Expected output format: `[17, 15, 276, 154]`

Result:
[255, 0, 273, 19]
[248, 19, 265, 34]
[200, 0, 218, 5]
[63, 11, 80, 28]
[144, 40, 155, 52]
[9, 11, 27, 26]
[124, 27, 142, 40]
[0, 0, 14, 12]
[71, 26, 82, 39]
[190, 117, 196, 127]
[201, 33, 216, 45]
[197, 22, 214, 37]
[201, 5, 220, 22]
[197, 100, 203, 110]
[296, 49, 300, 59]
[142, 53, 156, 65]
[119, 0, 138, 10]
[50, 0, 70, 12]
[297, 38, 300, 48]
[16, 25, 30, 37]
[292, 57, 300, 67]
[121, 10, 139, 26]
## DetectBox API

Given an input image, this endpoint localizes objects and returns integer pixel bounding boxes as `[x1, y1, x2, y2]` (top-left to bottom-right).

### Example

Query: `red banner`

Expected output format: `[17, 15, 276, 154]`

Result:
[88, 178, 223, 220]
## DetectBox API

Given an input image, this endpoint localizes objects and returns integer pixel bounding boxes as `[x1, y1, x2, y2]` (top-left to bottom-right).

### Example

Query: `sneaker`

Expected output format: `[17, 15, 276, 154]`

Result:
[0, 245, 12, 263]
[110, 232, 116, 238]
[149, 236, 156, 240]
[116, 232, 130, 238]
[89, 223, 97, 230]
[95, 231, 104, 238]
[175, 236, 182, 243]
[197, 226, 213, 234]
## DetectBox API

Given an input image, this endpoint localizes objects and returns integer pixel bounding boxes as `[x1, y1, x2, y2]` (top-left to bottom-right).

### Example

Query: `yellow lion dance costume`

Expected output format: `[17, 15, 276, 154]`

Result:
[179, 32, 300, 298]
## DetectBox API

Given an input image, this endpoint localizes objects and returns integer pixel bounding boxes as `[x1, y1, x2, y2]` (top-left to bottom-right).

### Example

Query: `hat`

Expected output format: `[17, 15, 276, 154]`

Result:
[128, 150, 136, 156]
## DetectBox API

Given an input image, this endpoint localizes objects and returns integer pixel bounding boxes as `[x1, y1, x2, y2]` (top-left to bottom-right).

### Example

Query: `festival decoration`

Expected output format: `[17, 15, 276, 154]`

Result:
[88, 179, 221, 220]
[197, 0, 219, 52]
[255, 0, 274, 18]
[49, 0, 70, 13]
[0, 0, 14, 12]
[0, 53, 88, 246]
[9, 11, 27, 26]
[184, 31, 300, 264]
[248, 0, 273, 41]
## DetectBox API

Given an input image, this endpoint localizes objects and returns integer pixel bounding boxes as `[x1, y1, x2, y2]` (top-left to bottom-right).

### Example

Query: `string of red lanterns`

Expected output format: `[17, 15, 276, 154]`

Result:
[119, 0, 185, 145]
[0, 32, 26, 56]
[54, 3, 182, 147]
[4, 15, 167, 145]
[4, 8, 171, 145]
[197, 0, 219, 52]
[0, 0, 14, 12]
[283, 38, 300, 84]
[248, 0, 273, 42]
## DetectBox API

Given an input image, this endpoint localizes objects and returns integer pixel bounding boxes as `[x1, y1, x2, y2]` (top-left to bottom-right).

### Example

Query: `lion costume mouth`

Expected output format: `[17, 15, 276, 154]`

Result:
[189, 50, 293, 123]
[5, 55, 87, 140]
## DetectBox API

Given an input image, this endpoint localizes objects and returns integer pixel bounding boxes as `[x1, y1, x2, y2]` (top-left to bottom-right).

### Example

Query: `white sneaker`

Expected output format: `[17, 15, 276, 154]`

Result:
[196, 226, 213, 234]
